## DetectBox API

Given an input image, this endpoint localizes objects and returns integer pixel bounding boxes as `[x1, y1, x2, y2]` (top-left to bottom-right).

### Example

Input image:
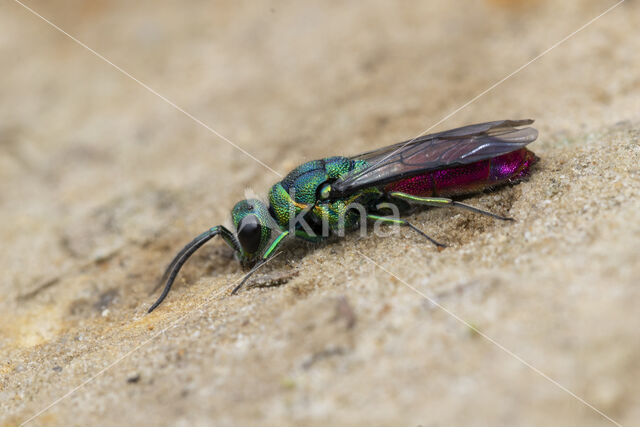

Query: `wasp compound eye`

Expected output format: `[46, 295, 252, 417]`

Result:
[237, 214, 262, 254]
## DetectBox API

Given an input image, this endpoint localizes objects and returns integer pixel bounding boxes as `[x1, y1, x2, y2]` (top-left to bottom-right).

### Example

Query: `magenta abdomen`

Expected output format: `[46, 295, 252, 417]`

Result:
[384, 148, 537, 197]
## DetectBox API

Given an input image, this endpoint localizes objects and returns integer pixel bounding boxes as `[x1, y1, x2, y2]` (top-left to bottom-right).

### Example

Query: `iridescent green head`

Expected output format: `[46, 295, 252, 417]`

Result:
[231, 199, 275, 261]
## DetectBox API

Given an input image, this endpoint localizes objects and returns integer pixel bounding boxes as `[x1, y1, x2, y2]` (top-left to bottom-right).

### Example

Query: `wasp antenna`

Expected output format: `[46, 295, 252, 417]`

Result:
[151, 235, 204, 295]
[148, 228, 222, 313]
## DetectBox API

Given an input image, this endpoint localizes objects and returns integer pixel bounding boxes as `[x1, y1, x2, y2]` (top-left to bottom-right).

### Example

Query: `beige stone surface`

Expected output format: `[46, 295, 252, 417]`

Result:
[1, 1, 639, 426]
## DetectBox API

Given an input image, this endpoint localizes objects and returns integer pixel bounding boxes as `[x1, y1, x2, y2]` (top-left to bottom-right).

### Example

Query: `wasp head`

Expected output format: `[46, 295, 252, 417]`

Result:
[231, 199, 275, 263]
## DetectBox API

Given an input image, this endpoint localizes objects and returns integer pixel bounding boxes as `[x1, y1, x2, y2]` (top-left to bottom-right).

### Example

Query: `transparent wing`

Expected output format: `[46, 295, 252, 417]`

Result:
[331, 119, 538, 196]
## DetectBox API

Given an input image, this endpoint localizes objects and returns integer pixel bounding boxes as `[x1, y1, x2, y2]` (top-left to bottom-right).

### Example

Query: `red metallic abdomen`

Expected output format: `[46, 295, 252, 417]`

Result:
[384, 148, 537, 197]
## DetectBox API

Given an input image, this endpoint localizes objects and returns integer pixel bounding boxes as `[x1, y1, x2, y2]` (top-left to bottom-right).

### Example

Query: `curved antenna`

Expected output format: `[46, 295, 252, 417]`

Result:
[148, 226, 234, 313]
[151, 233, 207, 294]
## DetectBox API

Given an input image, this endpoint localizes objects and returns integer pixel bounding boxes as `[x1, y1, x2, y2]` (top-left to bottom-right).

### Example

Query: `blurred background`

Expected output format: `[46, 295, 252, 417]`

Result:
[1, 1, 639, 425]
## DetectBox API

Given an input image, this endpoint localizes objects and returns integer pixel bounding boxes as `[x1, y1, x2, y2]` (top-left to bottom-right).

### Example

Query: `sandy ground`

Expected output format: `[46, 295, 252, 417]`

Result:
[1, 0, 639, 426]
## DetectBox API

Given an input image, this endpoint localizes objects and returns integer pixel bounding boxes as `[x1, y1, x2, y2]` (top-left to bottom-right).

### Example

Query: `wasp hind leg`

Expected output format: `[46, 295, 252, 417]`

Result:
[366, 214, 446, 249]
[388, 192, 514, 221]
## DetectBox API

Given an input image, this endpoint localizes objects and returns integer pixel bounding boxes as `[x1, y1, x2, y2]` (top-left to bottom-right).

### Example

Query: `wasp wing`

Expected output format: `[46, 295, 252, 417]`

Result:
[331, 119, 538, 196]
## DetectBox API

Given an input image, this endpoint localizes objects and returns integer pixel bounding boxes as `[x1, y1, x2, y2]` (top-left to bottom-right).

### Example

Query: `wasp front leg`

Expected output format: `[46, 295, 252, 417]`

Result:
[294, 229, 324, 243]
[231, 230, 290, 295]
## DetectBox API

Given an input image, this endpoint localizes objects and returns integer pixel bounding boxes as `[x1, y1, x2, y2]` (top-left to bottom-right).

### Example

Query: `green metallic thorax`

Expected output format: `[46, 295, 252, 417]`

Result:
[269, 156, 377, 234]
[230, 156, 380, 263]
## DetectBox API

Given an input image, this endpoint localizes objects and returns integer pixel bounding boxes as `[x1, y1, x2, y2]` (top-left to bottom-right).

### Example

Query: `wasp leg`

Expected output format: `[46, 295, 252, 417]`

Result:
[231, 230, 289, 295]
[389, 192, 514, 221]
[367, 214, 446, 248]
[295, 229, 323, 243]
[231, 259, 267, 295]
